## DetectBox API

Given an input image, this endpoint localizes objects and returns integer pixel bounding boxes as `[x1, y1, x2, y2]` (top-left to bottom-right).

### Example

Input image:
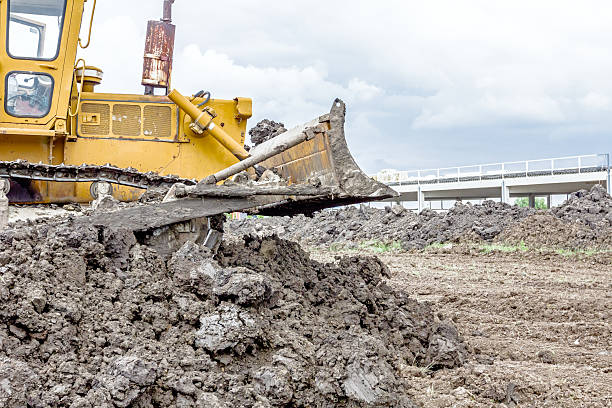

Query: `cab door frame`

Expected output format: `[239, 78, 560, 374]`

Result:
[0, 0, 84, 129]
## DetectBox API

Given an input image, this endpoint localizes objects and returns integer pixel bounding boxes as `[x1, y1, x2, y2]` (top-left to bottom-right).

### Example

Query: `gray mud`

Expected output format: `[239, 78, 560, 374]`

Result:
[249, 119, 287, 146]
[229, 185, 612, 250]
[0, 219, 467, 407]
[228, 200, 535, 249]
[499, 185, 612, 249]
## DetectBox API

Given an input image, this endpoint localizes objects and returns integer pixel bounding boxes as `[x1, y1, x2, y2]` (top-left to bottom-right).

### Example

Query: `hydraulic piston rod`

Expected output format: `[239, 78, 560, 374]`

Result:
[203, 118, 325, 184]
[168, 89, 250, 160]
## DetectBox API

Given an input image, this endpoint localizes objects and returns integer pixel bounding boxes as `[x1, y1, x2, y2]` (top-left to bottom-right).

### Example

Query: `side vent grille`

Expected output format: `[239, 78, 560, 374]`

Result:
[143, 105, 172, 138]
[80, 103, 110, 135]
[112, 105, 141, 137]
[79, 102, 174, 139]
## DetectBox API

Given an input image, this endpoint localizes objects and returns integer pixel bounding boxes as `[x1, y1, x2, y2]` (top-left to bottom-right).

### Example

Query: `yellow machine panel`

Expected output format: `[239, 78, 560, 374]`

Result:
[0, 0, 392, 213]
[61, 93, 251, 202]
[0, 0, 256, 203]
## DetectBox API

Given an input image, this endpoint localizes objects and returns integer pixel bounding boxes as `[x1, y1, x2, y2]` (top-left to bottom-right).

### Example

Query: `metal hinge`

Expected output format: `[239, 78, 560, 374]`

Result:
[81, 112, 100, 125]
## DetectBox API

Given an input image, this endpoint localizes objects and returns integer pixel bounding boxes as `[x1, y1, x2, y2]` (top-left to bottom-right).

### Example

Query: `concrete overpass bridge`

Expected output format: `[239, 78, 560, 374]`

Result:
[375, 153, 610, 211]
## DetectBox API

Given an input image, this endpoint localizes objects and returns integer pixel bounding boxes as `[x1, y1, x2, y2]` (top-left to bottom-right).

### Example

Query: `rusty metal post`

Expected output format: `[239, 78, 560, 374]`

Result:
[162, 0, 175, 22]
[142, 0, 176, 95]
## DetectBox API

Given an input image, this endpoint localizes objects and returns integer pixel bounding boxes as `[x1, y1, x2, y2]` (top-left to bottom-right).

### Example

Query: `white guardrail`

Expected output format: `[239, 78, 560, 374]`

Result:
[375, 153, 611, 186]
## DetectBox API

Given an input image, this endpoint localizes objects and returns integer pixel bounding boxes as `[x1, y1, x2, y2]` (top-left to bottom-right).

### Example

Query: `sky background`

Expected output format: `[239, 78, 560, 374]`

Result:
[81, 0, 611, 174]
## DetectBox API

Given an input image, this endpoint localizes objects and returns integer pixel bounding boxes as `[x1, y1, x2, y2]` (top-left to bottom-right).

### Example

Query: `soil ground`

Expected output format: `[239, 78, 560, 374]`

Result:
[311, 247, 612, 407]
[2, 183, 611, 406]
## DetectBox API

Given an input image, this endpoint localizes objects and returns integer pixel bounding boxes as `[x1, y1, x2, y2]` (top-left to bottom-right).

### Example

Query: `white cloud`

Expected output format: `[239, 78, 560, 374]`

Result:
[579, 92, 611, 111]
[173, 45, 385, 134]
[76, 0, 612, 172]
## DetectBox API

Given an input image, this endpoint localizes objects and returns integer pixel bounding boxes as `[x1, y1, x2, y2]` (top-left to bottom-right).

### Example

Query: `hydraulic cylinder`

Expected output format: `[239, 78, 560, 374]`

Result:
[168, 89, 250, 160]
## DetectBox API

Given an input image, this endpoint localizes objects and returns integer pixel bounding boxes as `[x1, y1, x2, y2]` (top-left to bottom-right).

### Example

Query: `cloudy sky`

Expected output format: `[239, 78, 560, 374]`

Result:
[81, 0, 611, 174]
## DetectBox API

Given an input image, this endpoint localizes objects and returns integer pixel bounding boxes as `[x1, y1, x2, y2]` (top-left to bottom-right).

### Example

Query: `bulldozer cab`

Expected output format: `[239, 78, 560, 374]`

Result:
[0, 0, 83, 129]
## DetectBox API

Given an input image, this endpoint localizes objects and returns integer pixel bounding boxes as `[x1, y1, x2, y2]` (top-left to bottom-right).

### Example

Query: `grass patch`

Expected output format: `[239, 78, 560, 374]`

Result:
[479, 241, 528, 254]
[426, 241, 529, 253]
[328, 243, 348, 252]
[327, 240, 402, 253]
[327, 239, 609, 258]
[358, 240, 402, 253]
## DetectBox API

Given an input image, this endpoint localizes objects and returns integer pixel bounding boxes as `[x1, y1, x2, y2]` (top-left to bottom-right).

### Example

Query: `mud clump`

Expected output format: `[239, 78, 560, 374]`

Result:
[249, 119, 287, 146]
[552, 185, 612, 231]
[498, 185, 612, 250]
[229, 185, 612, 251]
[229, 201, 535, 249]
[496, 213, 611, 250]
[0, 220, 466, 407]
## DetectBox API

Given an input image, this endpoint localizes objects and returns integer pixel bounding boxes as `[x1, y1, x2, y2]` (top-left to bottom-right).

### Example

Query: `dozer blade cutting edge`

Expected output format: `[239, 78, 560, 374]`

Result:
[247, 98, 398, 215]
[83, 99, 398, 232]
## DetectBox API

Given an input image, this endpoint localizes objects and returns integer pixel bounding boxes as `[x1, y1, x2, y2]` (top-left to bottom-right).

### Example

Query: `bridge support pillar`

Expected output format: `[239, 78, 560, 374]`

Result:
[547, 195, 551, 209]
[500, 181, 510, 204]
[417, 186, 425, 213]
[528, 194, 536, 208]
[606, 153, 611, 195]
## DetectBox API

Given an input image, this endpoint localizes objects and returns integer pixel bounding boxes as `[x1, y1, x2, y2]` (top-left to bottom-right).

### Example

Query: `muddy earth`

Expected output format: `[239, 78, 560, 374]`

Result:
[249, 119, 287, 146]
[229, 185, 612, 251]
[0, 218, 467, 407]
[0, 184, 609, 406]
[308, 247, 612, 407]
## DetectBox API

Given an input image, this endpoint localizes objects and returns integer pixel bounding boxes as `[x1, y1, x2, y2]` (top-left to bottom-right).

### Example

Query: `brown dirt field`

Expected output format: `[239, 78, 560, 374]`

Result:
[312, 248, 612, 407]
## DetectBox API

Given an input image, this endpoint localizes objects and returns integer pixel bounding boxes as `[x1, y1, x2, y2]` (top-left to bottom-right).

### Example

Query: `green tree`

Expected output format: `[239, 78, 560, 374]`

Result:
[515, 197, 547, 209]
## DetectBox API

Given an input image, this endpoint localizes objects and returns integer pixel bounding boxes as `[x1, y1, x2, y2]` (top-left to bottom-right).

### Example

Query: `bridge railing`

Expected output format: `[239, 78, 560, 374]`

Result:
[375, 153, 610, 185]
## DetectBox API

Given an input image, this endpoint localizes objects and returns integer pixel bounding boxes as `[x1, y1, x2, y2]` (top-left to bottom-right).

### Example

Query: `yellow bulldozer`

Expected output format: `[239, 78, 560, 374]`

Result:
[0, 0, 395, 235]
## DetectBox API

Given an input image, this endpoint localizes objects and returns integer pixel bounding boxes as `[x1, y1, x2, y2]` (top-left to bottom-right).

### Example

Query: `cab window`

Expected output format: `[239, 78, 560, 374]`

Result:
[7, 0, 67, 60]
[5, 72, 54, 118]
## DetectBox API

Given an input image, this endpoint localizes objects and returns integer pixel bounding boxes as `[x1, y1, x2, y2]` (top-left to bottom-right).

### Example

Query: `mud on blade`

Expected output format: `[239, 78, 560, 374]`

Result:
[250, 99, 397, 216]
[78, 99, 396, 232]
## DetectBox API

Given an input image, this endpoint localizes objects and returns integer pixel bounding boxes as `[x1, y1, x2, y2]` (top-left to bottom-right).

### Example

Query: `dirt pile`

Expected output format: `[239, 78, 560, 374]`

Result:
[229, 185, 612, 250]
[552, 184, 612, 231]
[0, 220, 466, 407]
[499, 185, 612, 249]
[249, 119, 287, 146]
[228, 201, 535, 249]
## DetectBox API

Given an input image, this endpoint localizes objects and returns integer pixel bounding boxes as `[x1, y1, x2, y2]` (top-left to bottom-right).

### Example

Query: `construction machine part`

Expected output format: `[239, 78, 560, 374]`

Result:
[203, 121, 326, 184]
[249, 98, 397, 215]
[167, 89, 251, 160]
[3, 95, 394, 235]
[142, 0, 176, 95]
[203, 99, 397, 207]
[76, 66, 104, 92]
[136, 215, 224, 258]
[91, 182, 119, 212]
[0, 161, 196, 190]
[70, 98, 396, 233]
[79, 196, 273, 232]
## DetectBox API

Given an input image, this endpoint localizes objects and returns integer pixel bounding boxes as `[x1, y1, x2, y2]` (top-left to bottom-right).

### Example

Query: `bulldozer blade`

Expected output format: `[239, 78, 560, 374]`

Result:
[73, 99, 397, 233]
[80, 196, 279, 232]
[249, 98, 398, 216]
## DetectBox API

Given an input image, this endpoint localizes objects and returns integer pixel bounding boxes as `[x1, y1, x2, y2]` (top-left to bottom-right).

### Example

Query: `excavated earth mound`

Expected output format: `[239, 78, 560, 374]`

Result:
[228, 201, 535, 249]
[497, 213, 612, 250]
[0, 220, 467, 407]
[249, 119, 287, 146]
[228, 185, 612, 250]
[552, 185, 612, 233]
[498, 185, 612, 250]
